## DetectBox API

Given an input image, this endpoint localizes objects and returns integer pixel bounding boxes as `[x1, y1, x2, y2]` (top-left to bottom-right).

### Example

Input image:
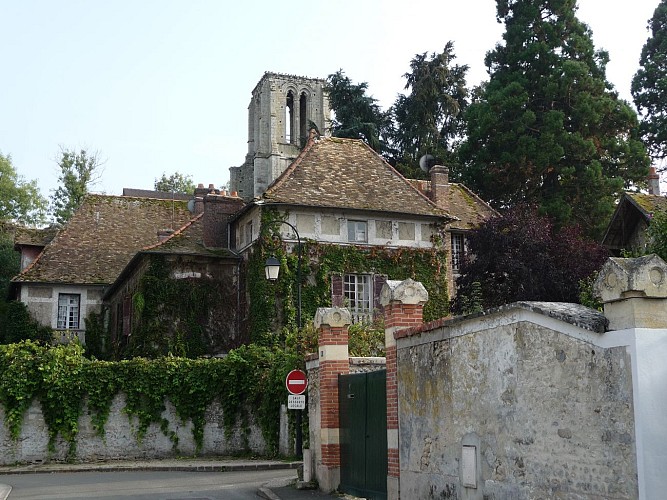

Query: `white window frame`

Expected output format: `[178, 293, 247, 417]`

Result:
[347, 220, 368, 243]
[451, 232, 465, 273]
[344, 274, 372, 322]
[57, 293, 80, 330]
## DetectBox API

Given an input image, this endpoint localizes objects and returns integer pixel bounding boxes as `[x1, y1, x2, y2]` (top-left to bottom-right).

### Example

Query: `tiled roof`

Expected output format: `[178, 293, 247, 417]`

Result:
[626, 192, 667, 215]
[13, 226, 59, 247]
[13, 194, 193, 285]
[142, 214, 235, 258]
[262, 136, 450, 219]
[407, 179, 496, 230]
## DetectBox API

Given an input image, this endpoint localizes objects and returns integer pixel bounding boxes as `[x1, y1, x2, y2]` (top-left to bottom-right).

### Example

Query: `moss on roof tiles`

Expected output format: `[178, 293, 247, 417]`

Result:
[13, 226, 59, 247]
[143, 214, 236, 258]
[13, 194, 193, 285]
[628, 192, 667, 215]
[263, 137, 448, 218]
[447, 184, 497, 230]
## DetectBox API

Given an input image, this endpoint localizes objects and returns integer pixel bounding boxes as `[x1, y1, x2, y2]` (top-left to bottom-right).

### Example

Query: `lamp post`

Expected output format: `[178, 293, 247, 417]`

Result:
[264, 220, 303, 458]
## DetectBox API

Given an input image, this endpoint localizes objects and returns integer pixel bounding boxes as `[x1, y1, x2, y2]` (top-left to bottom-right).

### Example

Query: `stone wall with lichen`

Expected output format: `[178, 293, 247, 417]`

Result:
[397, 321, 637, 499]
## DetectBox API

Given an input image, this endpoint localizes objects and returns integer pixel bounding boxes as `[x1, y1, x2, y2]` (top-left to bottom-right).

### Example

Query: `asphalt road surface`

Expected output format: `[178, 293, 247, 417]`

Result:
[0, 468, 297, 499]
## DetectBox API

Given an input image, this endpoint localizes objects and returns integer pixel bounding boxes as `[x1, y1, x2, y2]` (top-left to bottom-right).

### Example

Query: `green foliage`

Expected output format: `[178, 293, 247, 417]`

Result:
[459, 0, 649, 239]
[348, 319, 385, 357]
[50, 148, 102, 225]
[0, 153, 47, 225]
[120, 257, 222, 359]
[578, 272, 603, 311]
[0, 301, 53, 345]
[392, 43, 469, 177]
[647, 210, 667, 261]
[0, 341, 301, 458]
[154, 172, 196, 194]
[632, 0, 667, 163]
[0, 228, 20, 301]
[457, 281, 484, 315]
[325, 70, 393, 155]
[83, 311, 110, 360]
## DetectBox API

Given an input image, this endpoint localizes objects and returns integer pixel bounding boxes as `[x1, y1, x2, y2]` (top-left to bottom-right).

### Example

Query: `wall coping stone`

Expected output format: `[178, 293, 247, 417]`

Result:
[394, 301, 607, 340]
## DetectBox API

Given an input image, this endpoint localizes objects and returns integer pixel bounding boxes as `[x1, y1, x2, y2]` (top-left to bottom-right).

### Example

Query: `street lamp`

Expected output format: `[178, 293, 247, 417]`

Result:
[264, 220, 303, 458]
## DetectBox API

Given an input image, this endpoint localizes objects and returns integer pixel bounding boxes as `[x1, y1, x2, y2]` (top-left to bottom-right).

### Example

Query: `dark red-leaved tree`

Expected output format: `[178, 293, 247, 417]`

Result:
[452, 205, 608, 314]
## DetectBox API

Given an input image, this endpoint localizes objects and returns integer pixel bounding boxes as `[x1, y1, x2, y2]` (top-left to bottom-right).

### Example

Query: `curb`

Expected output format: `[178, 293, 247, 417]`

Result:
[0, 461, 301, 476]
[257, 487, 281, 500]
[0, 484, 11, 500]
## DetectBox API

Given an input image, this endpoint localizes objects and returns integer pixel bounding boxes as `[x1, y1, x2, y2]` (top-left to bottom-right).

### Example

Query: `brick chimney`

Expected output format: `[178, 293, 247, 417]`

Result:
[430, 165, 450, 211]
[648, 167, 660, 196]
[202, 191, 245, 248]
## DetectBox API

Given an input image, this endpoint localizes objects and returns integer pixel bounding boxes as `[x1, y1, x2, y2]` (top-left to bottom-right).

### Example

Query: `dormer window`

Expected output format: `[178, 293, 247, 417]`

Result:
[348, 220, 368, 243]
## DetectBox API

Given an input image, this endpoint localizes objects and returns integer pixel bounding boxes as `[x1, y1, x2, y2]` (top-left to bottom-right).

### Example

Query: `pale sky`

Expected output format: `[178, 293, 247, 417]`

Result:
[0, 0, 660, 200]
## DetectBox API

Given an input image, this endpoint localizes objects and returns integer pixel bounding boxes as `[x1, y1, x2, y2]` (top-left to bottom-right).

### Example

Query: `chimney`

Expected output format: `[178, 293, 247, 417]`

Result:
[157, 228, 174, 242]
[649, 167, 660, 196]
[202, 192, 245, 248]
[430, 165, 450, 211]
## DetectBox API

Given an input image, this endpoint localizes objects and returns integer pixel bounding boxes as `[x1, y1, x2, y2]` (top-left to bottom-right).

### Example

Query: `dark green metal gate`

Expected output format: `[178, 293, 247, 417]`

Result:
[339, 370, 388, 500]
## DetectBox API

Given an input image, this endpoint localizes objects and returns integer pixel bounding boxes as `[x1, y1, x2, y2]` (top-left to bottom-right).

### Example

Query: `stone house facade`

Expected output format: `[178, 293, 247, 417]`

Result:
[10, 194, 193, 344]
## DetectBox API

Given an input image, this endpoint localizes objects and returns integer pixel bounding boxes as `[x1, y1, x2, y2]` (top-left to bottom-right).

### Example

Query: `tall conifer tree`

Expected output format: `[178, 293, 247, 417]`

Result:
[460, 0, 649, 238]
[632, 0, 667, 165]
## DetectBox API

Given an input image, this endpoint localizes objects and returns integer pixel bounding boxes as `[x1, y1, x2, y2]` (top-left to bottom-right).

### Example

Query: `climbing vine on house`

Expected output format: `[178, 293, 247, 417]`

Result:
[0, 340, 300, 460]
[248, 209, 450, 344]
[119, 256, 224, 359]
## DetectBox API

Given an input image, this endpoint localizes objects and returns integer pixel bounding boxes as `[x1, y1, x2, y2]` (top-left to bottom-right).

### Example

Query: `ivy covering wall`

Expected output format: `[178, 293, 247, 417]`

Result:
[0, 340, 300, 460]
[247, 209, 450, 344]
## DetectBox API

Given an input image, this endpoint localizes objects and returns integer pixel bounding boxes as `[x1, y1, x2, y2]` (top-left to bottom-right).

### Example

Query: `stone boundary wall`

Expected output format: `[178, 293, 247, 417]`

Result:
[0, 394, 290, 465]
[396, 308, 638, 500]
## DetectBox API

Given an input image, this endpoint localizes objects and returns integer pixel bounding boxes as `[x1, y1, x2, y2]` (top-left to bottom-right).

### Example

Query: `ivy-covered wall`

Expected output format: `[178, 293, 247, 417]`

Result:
[245, 209, 450, 344]
[0, 341, 300, 463]
[102, 254, 243, 359]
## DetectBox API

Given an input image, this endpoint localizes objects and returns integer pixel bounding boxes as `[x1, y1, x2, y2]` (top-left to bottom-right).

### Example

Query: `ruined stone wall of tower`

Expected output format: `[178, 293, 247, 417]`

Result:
[229, 72, 331, 201]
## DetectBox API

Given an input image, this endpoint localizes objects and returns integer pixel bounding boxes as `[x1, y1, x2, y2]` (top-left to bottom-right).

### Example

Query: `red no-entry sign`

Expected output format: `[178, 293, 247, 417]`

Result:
[285, 369, 308, 395]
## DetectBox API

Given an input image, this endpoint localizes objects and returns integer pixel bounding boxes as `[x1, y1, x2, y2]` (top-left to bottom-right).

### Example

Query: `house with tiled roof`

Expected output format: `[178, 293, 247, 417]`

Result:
[10, 194, 193, 343]
[230, 131, 494, 329]
[102, 187, 245, 356]
[602, 168, 666, 255]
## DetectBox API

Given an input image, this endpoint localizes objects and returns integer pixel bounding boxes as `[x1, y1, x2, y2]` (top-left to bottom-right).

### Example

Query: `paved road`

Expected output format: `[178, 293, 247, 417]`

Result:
[0, 468, 297, 499]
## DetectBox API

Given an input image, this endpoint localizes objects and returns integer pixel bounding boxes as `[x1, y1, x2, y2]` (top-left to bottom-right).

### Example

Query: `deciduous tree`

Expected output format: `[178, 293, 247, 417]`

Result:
[632, 0, 667, 165]
[50, 149, 102, 225]
[154, 171, 195, 194]
[459, 0, 649, 238]
[452, 205, 608, 313]
[0, 153, 47, 225]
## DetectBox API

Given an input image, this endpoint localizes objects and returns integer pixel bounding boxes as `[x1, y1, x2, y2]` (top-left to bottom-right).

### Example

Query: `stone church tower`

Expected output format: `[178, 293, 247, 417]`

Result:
[229, 72, 331, 201]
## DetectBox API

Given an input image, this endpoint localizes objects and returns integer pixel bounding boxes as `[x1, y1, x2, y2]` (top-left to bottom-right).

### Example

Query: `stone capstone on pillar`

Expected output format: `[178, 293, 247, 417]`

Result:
[594, 254, 667, 330]
[314, 307, 352, 329]
[380, 278, 429, 307]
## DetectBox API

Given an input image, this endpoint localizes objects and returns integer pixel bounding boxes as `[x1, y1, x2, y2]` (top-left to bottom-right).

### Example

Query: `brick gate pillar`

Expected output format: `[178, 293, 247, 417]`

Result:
[314, 306, 351, 493]
[380, 279, 429, 500]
